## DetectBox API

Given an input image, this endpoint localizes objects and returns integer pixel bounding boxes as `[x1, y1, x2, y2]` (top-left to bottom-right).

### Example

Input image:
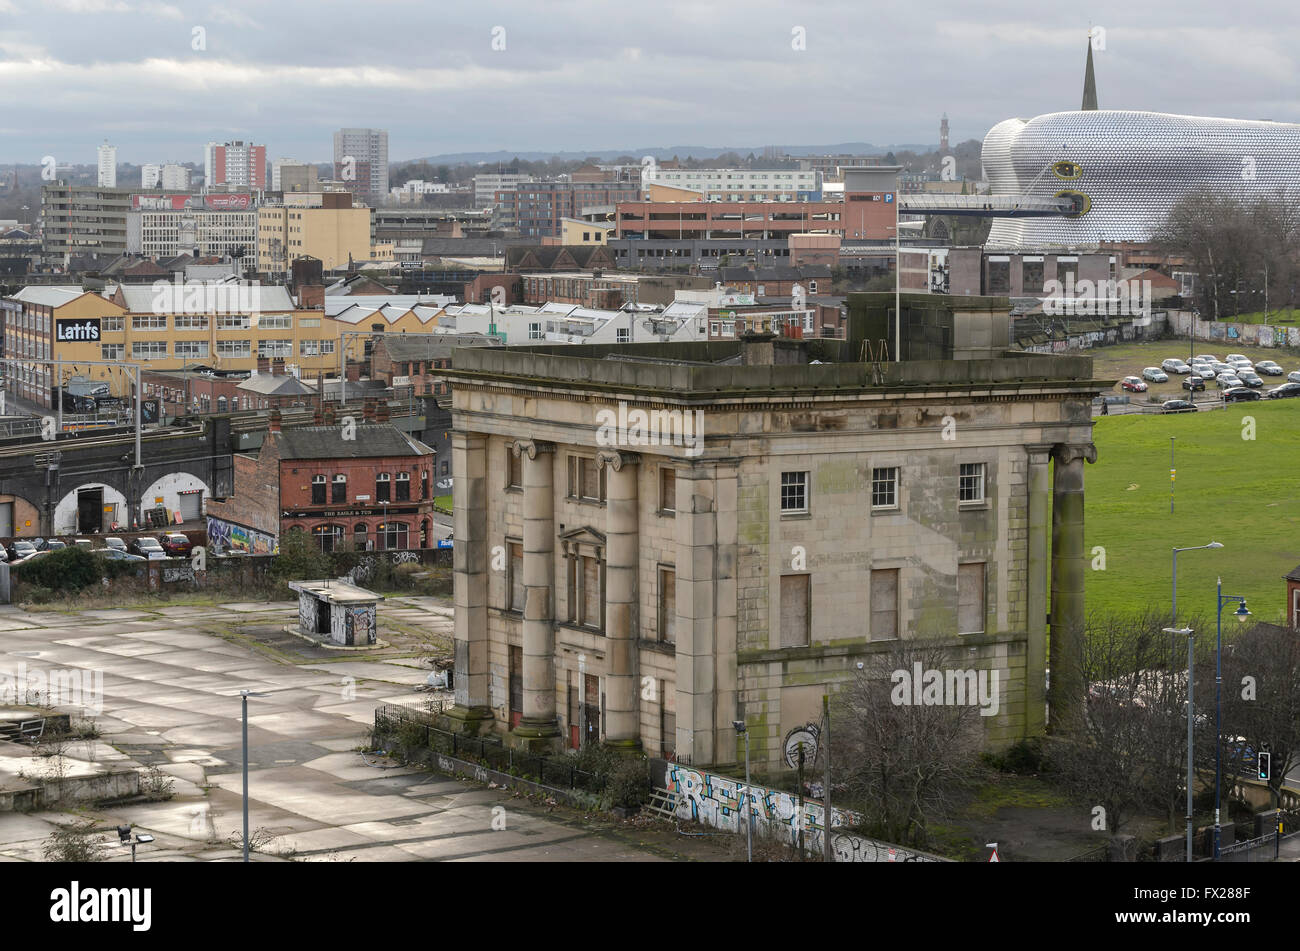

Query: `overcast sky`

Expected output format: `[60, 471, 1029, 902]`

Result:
[0, 0, 1296, 165]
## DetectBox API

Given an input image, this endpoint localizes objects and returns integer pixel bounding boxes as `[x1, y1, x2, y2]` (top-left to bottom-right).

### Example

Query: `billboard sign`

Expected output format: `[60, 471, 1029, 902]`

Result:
[55, 318, 101, 342]
[132, 193, 253, 211]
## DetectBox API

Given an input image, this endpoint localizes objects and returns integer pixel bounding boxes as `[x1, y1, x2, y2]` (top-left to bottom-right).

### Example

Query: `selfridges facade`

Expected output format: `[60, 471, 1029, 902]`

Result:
[981, 110, 1300, 248]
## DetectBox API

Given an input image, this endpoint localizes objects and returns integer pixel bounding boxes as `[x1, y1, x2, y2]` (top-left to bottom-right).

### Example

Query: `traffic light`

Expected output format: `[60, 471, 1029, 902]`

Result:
[1258, 751, 1271, 781]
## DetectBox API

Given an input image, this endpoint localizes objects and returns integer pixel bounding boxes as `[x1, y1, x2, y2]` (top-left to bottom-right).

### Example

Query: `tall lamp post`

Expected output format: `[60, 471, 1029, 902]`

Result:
[1167, 541, 1223, 862]
[733, 719, 752, 863]
[240, 689, 269, 863]
[1213, 581, 1250, 860]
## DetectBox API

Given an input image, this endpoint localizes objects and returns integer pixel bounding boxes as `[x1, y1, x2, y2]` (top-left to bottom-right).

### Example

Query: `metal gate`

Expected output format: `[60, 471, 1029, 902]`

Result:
[0, 501, 11, 538]
[177, 491, 202, 522]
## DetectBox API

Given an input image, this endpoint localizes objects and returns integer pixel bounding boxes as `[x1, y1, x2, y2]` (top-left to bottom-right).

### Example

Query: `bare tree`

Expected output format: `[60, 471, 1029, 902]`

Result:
[1218, 622, 1300, 811]
[1049, 608, 1210, 836]
[829, 642, 983, 848]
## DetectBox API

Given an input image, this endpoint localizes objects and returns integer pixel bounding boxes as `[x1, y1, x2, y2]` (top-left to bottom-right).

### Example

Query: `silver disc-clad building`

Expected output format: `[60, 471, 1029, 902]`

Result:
[982, 110, 1300, 248]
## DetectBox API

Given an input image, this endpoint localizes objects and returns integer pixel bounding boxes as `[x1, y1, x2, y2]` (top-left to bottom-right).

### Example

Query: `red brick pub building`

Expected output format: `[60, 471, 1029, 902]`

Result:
[208, 406, 437, 552]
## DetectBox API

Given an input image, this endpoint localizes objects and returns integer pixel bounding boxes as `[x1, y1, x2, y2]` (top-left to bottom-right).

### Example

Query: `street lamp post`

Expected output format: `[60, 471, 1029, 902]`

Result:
[1213, 580, 1250, 860]
[733, 719, 752, 863]
[1168, 542, 1223, 862]
[240, 689, 269, 862]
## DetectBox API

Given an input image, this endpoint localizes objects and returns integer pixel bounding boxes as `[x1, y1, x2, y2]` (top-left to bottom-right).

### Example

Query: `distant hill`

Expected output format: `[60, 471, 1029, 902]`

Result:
[402, 143, 936, 165]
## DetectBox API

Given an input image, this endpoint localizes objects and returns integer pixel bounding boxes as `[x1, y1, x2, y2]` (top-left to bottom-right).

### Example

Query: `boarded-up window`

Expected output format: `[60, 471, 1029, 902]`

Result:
[659, 567, 676, 644]
[660, 467, 676, 513]
[780, 574, 810, 648]
[958, 562, 986, 634]
[582, 555, 601, 627]
[871, 568, 899, 641]
[509, 541, 524, 612]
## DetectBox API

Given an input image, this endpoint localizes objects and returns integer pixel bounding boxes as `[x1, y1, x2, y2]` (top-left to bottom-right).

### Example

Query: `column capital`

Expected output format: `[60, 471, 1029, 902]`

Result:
[1025, 442, 1055, 458]
[510, 438, 555, 459]
[1052, 442, 1097, 466]
[596, 449, 640, 471]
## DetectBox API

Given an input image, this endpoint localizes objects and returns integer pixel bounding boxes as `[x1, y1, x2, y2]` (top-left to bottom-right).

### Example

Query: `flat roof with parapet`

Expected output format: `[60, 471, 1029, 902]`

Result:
[288, 580, 385, 604]
[442, 339, 1111, 400]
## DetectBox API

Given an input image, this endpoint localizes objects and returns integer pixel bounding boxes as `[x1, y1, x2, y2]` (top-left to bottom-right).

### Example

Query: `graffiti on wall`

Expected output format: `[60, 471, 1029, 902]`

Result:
[663, 764, 943, 863]
[162, 564, 196, 585]
[207, 516, 276, 555]
[345, 605, 375, 645]
[298, 593, 315, 635]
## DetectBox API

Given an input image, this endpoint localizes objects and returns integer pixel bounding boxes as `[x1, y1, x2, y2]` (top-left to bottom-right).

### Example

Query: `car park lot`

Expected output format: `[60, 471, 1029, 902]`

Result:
[1086, 340, 1300, 414]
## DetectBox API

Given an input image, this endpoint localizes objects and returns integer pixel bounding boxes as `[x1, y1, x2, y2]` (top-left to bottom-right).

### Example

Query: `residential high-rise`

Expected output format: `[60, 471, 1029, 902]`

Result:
[161, 164, 192, 190]
[940, 113, 950, 151]
[333, 128, 388, 205]
[97, 142, 117, 188]
[204, 140, 267, 189]
[141, 164, 162, 189]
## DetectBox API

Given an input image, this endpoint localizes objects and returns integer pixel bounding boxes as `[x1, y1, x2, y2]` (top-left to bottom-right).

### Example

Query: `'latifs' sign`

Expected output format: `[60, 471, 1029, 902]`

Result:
[55, 318, 101, 342]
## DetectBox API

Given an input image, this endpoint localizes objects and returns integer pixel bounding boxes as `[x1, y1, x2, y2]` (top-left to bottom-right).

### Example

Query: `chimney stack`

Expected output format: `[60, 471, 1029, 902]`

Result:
[376, 401, 391, 423]
[256, 356, 271, 375]
[268, 409, 281, 433]
[271, 357, 286, 376]
[363, 399, 376, 422]
[323, 405, 336, 426]
[313, 406, 323, 425]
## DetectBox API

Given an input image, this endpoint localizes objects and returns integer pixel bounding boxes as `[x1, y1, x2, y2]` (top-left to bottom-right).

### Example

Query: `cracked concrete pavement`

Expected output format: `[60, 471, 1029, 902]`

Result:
[0, 596, 717, 862]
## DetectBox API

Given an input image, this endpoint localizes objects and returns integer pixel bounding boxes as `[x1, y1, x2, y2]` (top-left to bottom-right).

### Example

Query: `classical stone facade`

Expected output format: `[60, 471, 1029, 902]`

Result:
[441, 336, 1104, 770]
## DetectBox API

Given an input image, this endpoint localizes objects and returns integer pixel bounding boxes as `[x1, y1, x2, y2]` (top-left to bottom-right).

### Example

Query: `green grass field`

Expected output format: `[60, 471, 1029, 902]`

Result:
[1086, 399, 1300, 623]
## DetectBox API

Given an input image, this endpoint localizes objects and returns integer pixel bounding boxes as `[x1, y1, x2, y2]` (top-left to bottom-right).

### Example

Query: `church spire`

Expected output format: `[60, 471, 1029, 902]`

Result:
[1082, 37, 1099, 110]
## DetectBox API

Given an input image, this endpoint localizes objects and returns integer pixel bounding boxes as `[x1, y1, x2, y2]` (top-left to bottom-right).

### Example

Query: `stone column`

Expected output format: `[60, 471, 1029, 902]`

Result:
[512, 438, 561, 749]
[598, 449, 641, 752]
[1024, 444, 1053, 737]
[444, 432, 493, 733]
[675, 464, 716, 765]
[1049, 442, 1096, 733]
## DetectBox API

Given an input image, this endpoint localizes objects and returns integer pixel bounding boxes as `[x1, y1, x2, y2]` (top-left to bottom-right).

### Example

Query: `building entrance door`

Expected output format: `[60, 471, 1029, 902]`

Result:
[77, 488, 103, 534]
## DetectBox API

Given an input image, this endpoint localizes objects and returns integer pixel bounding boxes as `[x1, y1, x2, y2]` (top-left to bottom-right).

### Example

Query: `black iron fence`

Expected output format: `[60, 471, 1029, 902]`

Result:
[374, 705, 605, 794]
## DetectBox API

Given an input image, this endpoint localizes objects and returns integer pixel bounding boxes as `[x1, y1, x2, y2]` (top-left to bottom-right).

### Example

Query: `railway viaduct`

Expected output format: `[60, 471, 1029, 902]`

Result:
[0, 418, 233, 538]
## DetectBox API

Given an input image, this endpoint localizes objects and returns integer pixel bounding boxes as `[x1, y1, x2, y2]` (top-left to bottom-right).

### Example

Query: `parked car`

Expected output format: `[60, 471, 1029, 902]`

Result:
[104, 536, 128, 553]
[73, 538, 93, 549]
[1161, 358, 1191, 373]
[1195, 366, 1217, 379]
[1161, 399, 1198, 414]
[1266, 382, 1300, 399]
[1226, 353, 1249, 363]
[37, 538, 66, 552]
[5, 540, 36, 562]
[1141, 367, 1169, 383]
[128, 536, 166, 559]
[1222, 387, 1262, 402]
[1182, 376, 1206, 392]
[157, 533, 193, 557]
[1195, 354, 1220, 364]
[1121, 376, 1148, 392]
[1238, 371, 1263, 388]
[1255, 361, 1284, 375]
[1288, 371, 1300, 384]
[95, 548, 147, 562]
[1215, 375, 1243, 390]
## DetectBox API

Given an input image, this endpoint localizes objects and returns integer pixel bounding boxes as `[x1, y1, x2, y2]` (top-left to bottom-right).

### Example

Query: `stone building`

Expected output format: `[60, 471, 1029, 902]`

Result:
[439, 294, 1106, 770]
